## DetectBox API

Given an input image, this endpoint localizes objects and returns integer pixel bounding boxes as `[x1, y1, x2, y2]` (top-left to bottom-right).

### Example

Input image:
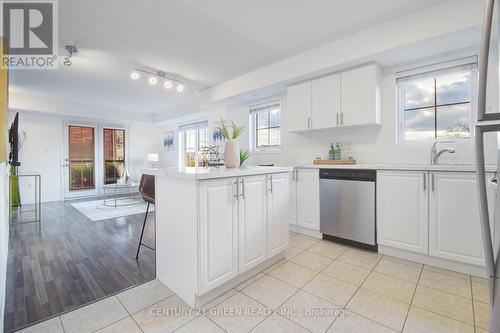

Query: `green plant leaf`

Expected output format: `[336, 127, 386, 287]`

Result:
[240, 149, 250, 166]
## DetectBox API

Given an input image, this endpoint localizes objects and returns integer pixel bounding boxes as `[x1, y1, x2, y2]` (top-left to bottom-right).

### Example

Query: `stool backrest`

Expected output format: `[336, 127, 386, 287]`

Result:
[139, 174, 155, 204]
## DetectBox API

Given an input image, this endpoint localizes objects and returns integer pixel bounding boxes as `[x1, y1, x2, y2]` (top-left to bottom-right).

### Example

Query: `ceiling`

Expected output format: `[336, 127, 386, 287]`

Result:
[10, 0, 448, 120]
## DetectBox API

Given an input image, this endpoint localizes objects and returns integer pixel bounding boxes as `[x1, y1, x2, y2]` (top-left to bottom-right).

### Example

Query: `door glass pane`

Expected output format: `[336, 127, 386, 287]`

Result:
[404, 108, 435, 140]
[69, 125, 95, 191]
[104, 128, 125, 184]
[436, 104, 471, 139]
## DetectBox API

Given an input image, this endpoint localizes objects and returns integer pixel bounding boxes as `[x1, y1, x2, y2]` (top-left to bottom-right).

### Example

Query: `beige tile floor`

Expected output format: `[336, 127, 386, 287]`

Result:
[18, 233, 491, 333]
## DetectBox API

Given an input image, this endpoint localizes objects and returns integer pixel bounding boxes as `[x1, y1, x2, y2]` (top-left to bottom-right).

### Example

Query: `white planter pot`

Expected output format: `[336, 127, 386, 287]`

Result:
[224, 140, 240, 168]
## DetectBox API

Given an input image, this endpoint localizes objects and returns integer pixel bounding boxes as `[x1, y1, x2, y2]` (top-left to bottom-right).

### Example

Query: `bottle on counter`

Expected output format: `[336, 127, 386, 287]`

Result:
[328, 143, 335, 160]
[334, 143, 341, 160]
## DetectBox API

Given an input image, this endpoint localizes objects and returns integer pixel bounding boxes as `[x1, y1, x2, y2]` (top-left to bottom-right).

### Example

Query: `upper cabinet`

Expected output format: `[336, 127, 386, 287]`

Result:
[287, 63, 381, 132]
[311, 73, 341, 130]
[287, 81, 312, 132]
[341, 64, 381, 127]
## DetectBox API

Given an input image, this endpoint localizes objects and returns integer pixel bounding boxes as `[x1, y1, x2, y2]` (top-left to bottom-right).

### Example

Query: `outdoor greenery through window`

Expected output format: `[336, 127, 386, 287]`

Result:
[68, 125, 95, 190]
[397, 60, 476, 141]
[103, 128, 125, 184]
[250, 101, 280, 150]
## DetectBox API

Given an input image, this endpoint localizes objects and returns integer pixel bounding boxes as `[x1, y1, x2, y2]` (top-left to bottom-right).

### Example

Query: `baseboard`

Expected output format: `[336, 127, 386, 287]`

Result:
[289, 224, 322, 239]
[195, 252, 285, 307]
[378, 245, 487, 278]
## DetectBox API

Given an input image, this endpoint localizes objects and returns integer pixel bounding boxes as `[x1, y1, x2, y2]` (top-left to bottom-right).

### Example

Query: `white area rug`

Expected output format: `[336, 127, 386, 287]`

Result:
[70, 198, 154, 221]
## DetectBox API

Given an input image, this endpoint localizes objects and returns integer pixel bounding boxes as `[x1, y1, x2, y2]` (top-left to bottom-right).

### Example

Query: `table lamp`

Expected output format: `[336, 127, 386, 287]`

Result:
[147, 153, 159, 168]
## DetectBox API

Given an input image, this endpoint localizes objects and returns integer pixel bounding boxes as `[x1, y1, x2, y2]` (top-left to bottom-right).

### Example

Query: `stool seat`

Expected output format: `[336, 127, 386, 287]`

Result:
[136, 174, 155, 259]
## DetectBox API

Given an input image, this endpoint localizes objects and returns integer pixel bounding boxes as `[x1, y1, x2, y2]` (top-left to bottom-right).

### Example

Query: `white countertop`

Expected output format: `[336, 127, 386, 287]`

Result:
[294, 163, 497, 173]
[142, 166, 293, 180]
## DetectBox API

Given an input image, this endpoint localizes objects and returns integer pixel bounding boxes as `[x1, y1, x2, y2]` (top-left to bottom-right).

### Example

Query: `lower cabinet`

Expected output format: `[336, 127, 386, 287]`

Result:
[296, 168, 320, 230]
[429, 172, 496, 266]
[238, 175, 267, 273]
[377, 171, 428, 254]
[198, 178, 239, 293]
[267, 173, 290, 256]
[377, 170, 497, 268]
[199, 173, 289, 294]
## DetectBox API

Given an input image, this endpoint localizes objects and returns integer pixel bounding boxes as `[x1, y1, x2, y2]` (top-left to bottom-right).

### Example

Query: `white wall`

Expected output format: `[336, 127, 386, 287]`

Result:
[160, 60, 498, 168]
[7, 110, 162, 203]
[0, 163, 9, 333]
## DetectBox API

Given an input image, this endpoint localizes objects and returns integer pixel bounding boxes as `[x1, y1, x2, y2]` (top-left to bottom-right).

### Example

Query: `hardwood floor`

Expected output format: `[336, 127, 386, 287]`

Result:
[3, 199, 156, 332]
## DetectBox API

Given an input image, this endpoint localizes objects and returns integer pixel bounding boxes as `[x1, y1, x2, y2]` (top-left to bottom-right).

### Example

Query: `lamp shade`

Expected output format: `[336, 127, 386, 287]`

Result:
[147, 153, 159, 162]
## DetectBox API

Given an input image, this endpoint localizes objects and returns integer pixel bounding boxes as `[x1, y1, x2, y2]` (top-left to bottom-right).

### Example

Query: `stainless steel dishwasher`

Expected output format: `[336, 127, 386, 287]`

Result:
[320, 169, 376, 250]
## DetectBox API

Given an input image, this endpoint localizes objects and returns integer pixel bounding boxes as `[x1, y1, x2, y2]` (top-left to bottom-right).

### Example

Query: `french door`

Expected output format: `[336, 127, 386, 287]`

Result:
[63, 122, 101, 198]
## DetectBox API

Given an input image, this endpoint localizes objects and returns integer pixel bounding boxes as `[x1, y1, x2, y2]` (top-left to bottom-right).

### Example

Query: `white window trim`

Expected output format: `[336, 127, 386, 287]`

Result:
[178, 120, 209, 167]
[396, 56, 478, 145]
[249, 100, 281, 153]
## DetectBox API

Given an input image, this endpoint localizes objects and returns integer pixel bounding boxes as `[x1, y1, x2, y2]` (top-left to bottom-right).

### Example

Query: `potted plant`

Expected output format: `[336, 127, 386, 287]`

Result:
[215, 119, 245, 168]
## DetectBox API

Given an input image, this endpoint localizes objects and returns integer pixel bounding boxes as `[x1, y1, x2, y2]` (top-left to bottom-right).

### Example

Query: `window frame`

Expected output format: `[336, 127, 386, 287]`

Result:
[249, 100, 281, 153]
[396, 56, 478, 144]
[178, 120, 209, 167]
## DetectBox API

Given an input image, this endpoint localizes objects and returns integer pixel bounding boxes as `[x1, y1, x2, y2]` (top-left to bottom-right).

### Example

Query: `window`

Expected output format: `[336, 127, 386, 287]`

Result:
[397, 58, 477, 141]
[179, 121, 208, 167]
[250, 100, 281, 151]
[103, 128, 125, 184]
[68, 125, 95, 190]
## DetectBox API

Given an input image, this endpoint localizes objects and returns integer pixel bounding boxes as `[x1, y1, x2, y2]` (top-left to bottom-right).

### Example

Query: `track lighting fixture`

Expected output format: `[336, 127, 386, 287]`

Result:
[130, 69, 185, 93]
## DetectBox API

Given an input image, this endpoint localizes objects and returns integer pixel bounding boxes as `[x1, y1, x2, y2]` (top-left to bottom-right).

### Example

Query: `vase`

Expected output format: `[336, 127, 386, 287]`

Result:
[224, 139, 240, 168]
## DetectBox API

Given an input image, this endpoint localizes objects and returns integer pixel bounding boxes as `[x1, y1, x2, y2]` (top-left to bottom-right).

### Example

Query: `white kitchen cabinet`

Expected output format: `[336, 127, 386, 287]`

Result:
[287, 81, 312, 131]
[198, 178, 239, 293]
[311, 73, 341, 129]
[296, 168, 320, 231]
[238, 175, 267, 273]
[377, 171, 429, 254]
[429, 172, 496, 266]
[289, 171, 297, 225]
[340, 64, 381, 127]
[267, 173, 290, 257]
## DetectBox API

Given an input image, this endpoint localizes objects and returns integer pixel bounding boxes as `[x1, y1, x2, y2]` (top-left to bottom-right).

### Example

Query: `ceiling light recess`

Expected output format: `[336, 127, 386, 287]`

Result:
[131, 68, 185, 93]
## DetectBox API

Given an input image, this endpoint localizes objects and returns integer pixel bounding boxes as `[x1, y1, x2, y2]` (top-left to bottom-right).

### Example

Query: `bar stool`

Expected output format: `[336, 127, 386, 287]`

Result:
[136, 174, 155, 259]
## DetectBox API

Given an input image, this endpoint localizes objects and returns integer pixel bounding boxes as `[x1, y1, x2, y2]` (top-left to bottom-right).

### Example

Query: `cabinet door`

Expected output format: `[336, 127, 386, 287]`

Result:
[238, 175, 267, 273]
[199, 178, 238, 293]
[296, 168, 320, 230]
[289, 171, 297, 225]
[311, 73, 341, 130]
[429, 172, 495, 266]
[267, 173, 289, 257]
[377, 171, 428, 254]
[287, 81, 312, 132]
[340, 64, 381, 127]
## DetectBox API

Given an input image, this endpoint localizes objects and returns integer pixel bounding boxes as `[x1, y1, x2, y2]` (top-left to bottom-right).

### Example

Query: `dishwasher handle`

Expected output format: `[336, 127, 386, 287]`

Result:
[320, 169, 376, 182]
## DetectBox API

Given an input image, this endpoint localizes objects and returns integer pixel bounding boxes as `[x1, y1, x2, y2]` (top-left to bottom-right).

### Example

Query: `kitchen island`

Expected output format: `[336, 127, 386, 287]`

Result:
[145, 166, 292, 307]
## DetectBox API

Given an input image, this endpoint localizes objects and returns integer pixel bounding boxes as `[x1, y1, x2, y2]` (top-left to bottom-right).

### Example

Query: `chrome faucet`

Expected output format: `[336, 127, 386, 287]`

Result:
[430, 141, 455, 165]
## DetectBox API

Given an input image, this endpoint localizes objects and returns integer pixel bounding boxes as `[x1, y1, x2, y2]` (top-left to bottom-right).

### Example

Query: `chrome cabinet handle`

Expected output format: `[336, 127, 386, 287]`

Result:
[269, 175, 273, 193]
[307, 117, 311, 129]
[233, 180, 239, 199]
[423, 173, 426, 191]
[295, 170, 299, 182]
[340, 112, 344, 125]
[336, 113, 339, 126]
[240, 179, 245, 199]
[291, 170, 295, 181]
[431, 174, 435, 192]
